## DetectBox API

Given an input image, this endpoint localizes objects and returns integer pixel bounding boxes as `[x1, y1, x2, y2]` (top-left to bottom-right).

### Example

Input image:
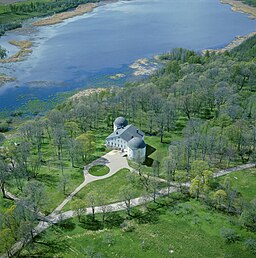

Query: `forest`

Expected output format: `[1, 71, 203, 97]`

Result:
[0, 0, 99, 36]
[0, 32, 255, 256]
[243, 0, 256, 7]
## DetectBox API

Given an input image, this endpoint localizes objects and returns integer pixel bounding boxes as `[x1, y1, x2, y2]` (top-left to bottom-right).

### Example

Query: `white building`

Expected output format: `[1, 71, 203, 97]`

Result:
[106, 117, 146, 163]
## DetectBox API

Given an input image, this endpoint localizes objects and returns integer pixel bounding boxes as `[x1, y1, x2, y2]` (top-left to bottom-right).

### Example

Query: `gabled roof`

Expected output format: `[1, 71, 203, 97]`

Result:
[106, 124, 144, 142]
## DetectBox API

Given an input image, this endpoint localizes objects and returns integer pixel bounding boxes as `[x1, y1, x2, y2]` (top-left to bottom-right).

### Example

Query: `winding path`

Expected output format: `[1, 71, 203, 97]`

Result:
[1, 156, 255, 258]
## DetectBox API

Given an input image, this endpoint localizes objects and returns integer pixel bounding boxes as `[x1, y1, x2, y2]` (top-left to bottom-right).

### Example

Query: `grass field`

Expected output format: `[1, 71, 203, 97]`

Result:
[0, 128, 110, 214]
[19, 199, 255, 258]
[63, 168, 146, 211]
[218, 168, 256, 201]
[5, 165, 84, 214]
[88, 165, 110, 176]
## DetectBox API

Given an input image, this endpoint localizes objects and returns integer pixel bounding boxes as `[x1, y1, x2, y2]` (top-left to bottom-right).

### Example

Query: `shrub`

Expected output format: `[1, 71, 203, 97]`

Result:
[0, 133, 5, 144]
[105, 213, 124, 228]
[0, 124, 9, 133]
[102, 233, 115, 246]
[120, 220, 136, 232]
[244, 238, 256, 254]
[220, 228, 240, 243]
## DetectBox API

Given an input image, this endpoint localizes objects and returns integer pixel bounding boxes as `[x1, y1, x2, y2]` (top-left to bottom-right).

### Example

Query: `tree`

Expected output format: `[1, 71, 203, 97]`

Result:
[240, 198, 256, 232]
[15, 141, 31, 180]
[76, 131, 95, 162]
[0, 157, 10, 198]
[86, 191, 99, 221]
[0, 46, 7, 59]
[14, 199, 39, 243]
[190, 160, 212, 190]
[190, 175, 202, 200]
[174, 170, 187, 192]
[64, 121, 79, 139]
[222, 177, 239, 212]
[119, 186, 135, 216]
[0, 133, 5, 145]
[67, 139, 81, 167]
[23, 181, 47, 214]
[52, 126, 66, 161]
[0, 228, 15, 257]
[213, 189, 227, 209]
[71, 199, 86, 222]
[58, 173, 70, 195]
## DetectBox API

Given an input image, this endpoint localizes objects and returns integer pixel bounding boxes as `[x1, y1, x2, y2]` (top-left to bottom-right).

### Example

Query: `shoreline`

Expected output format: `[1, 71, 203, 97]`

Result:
[203, 0, 256, 54]
[0, 0, 255, 76]
[32, 3, 98, 26]
[32, 0, 118, 27]
[220, 0, 256, 19]
[0, 74, 16, 85]
[203, 31, 256, 54]
[0, 40, 33, 63]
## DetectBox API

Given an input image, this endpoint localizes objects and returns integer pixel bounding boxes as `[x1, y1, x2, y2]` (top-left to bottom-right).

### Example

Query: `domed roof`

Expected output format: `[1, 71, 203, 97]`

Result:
[114, 117, 128, 128]
[127, 137, 146, 150]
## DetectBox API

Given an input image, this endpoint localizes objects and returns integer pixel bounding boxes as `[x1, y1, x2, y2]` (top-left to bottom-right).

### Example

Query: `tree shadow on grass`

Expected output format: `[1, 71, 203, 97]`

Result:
[104, 213, 124, 229]
[37, 174, 58, 187]
[79, 215, 104, 231]
[20, 236, 70, 257]
[56, 219, 76, 232]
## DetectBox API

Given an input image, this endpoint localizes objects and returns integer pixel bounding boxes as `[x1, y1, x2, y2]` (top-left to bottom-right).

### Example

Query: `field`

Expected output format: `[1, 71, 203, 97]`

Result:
[88, 165, 110, 176]
[63, 168, 150, 211]
[19, 199, 255, 257]
[218, 168, 256, 201]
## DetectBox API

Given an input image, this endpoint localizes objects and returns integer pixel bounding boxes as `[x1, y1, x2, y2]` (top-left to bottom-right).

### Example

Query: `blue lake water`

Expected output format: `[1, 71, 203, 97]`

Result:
[0, 0, 256, 111]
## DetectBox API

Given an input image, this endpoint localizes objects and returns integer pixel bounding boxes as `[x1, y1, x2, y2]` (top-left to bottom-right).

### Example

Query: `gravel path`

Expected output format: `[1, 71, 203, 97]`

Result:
[50, 150, 130, 213]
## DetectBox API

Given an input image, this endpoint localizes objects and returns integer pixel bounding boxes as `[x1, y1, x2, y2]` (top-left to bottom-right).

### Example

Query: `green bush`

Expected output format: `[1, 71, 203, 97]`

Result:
[220, 228, 240, 243]
[244, 238, 256, 254]
[120, 220, 136, 232]
[0, 123, 9, 133]
[0, 133, 5, 144]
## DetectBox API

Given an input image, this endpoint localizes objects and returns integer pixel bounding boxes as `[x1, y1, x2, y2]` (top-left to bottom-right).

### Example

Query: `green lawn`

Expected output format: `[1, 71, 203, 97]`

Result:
[129, 135, 172, 178]
[1, 128, 110, 214]
[6, 165, 84, 214]
[218, 168, 256, 201]
[63, 168, 147, 211]
[0, 195, 13, 212]
[19, 199, 255, 258]
[89, 165, 110, 176]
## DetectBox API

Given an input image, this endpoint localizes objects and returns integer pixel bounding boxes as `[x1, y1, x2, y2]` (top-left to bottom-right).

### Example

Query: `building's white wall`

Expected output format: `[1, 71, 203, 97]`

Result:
[127, 147, 146, 163]
[106, 138, 128, 151]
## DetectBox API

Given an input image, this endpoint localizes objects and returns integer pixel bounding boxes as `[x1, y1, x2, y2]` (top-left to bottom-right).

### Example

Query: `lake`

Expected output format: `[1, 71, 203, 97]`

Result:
[0, 0, 256, 112]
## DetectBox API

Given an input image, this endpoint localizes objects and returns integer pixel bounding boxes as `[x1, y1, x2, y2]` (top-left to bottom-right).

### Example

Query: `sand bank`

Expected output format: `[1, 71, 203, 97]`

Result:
[69, 88, 106, 101]
[129, 58, 158, 76]
[0, 40, 33, 63]
[220, 0, 256, 19]
[33, 3, 98, 26]
[203, 31, 256, 54]
[0, 74, 16, 85]
[203, 1, 256, 54]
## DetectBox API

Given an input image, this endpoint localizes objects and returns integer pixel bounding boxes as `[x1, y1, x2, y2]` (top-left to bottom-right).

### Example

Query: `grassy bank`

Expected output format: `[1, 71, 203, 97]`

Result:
[32, 2, 98, 26]
[0, 40, 33, 63]
[0, 0, 100, 36]
[221, 0, 256, 19]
